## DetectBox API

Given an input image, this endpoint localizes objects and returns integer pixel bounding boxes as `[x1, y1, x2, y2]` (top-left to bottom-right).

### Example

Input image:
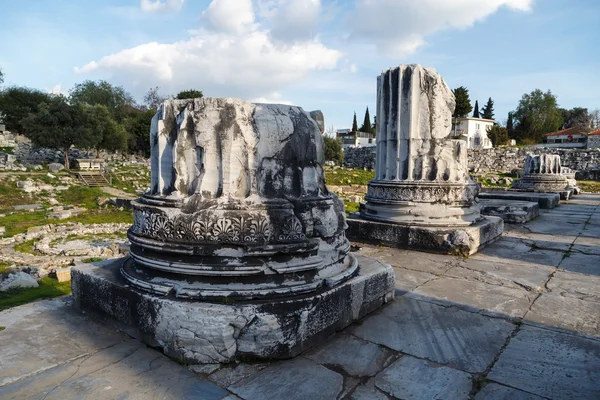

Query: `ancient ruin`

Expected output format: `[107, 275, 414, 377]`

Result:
[71, 98, 395, 364]
[512, 154, 569, 192]
[347, 64, 503, 255]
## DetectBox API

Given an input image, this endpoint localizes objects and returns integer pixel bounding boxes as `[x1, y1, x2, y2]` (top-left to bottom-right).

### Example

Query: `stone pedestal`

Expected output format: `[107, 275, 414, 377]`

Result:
[72, 97, 395, 364]
[347, 64, 502, 255]
[512, 154, 569, 192]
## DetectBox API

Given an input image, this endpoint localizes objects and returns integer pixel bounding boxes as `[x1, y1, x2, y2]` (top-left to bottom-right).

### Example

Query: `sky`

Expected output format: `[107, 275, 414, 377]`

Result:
[1, 0, 599, 133]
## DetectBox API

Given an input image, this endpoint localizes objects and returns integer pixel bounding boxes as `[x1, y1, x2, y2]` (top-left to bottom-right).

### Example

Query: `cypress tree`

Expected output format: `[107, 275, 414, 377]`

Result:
[473, 100, 480, 118]
[352, 112, 358, 132]
[481, 97, 495, 120]
[360, 107, 372, 132]
[452, 87, 472, 118]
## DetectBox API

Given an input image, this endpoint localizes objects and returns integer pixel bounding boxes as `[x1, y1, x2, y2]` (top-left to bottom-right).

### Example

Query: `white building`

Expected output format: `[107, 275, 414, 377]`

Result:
[542, 127, 588, 149]
[336, 129, 376, 150]
[452, 117, 495, 149]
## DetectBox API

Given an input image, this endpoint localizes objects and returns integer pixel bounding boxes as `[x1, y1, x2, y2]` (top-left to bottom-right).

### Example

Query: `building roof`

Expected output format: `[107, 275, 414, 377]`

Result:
[543, 127, 588, 137]
[587, 129, 600, 136]
[455, 117, 495, 122]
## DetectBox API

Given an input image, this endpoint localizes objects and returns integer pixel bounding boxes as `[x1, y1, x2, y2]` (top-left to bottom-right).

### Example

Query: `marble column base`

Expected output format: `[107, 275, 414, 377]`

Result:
[346, 215, 503, 256]
[71, 256, 395, 364]
[512, 174, 569, 192]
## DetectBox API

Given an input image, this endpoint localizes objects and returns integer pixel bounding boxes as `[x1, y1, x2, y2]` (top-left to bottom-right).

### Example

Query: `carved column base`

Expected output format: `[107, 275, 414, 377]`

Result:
[362, 181, 482, 227]
[512, 174, 569, 192]
[71, 255, 395, 364]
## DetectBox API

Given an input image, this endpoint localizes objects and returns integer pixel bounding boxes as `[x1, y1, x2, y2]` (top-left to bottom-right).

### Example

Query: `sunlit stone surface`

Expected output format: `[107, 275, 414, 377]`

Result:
[347, 64, 503, 255]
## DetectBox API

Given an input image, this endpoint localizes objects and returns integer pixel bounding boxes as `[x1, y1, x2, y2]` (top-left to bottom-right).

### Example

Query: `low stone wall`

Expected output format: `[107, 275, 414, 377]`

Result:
[344, 147, 376, 169]
[468, 147, 600, 180]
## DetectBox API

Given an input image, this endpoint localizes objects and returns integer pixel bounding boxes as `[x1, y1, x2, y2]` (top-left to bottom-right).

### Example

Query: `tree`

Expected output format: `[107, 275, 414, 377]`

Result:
[69, 80, 135, 122]
[487, 125, 509, 147]
[352, 112, 358, 132]
[323, 136, 343, 163]
[359, 107, 372, 133]
[372, 116, 377, 135]
[512, 89, 563, 143]
[123, 109, 155, 157]
[481, 97, 494, 120]
[590, 109, 600, 129]
[472, 100, 480, 118]
[506, 112, 514, 138]
[452, 87, 472, 118]
[21, 96, 101, 168]
[90, 105, 129, 154]
[0, 67, 4, 85]
[560, 107, 591, 130]
[0, 86, 52, 132]
[143, 86, 169, 110]
[176, 89, 203, 100]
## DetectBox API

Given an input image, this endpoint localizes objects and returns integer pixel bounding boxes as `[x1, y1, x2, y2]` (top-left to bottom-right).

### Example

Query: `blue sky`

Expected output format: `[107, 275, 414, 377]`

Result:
[1, 0, 598, 132]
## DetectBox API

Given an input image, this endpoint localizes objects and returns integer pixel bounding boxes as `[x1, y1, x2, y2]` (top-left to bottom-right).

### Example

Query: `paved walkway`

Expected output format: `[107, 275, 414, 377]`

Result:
[1, 194, 599, 399]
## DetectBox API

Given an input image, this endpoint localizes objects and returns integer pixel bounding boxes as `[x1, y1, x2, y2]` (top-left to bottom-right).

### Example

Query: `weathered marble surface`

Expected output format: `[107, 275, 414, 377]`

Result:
[478, 199, 540, 223]
[72, 255, 394, 364]
[129, 98, 358, 300]
[362, 64, 481, 227]
[512, 153, 570, 192]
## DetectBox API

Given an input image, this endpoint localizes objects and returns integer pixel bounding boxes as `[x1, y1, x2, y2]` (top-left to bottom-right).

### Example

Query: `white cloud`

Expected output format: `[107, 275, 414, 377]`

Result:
[260, 0, 322, 43]
[201, 0, 255, 35]
[45, 84, 65, 96]
[76, 0, 342, 100]
[140, 0, 185, 13]
[251, 91, 294, 105]
[348, 0, 534, 57]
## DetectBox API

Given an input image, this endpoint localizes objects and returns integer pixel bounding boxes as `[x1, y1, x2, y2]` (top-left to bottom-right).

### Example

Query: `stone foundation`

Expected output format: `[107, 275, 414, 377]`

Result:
[72, 256, 395, 364]
[346, 215, 503, 256]
[478, 191, 560, 209]
[479, 199, 540, 224]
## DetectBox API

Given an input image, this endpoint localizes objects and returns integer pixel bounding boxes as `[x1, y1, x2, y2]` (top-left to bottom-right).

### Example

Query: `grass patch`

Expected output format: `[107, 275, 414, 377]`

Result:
[14, 239, 37, 255]
[344, 200, 360, 216]
[0, 261, 13, 274]
[56, 186, 105, 209]
[0, 146, 14, 154]
[64, 209, 133, 225]
[81, 257, 105, 263]
[0, 326, 5, 332]
[325, 168, 374, 186]
[0, 277, 72, 311]
[0, 211, 47, 237]
[578, 180, 600, 193]
[0, 182, 29, 211]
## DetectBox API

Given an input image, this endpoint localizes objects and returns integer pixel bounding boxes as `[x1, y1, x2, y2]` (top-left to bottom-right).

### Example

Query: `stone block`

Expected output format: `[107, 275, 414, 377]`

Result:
[347, 215, 503, 256]
[55, 269, 71, 283]
[478, 191, 560, 209]
[71, 255, 395, 365]
[478, 199, 539, 223]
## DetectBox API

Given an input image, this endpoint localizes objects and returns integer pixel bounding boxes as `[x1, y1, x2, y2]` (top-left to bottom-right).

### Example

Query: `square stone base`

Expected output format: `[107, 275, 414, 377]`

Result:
[71, 256, 395, 365]
[479, 199, 540, 224]
[479, 191, 560, 209]
[346, 216, 503, 256]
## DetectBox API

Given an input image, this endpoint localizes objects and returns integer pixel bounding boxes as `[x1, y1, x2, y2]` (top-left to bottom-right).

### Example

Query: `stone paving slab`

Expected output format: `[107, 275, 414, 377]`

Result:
[0, 340, 229, 400]
[351, 297, 515, 373]
[228, 358, 343, 400]
[546, 270, 600, 303]
[392, 266, 436, 294]
[374, 356, 472, 400]
[469, 236, 566, 269]
[557, 251, 600, 276]
[448, 258, 554, 292]
[503, 230, 576, 252]
[407, 276, 534, 318]
[0, 297, 125, 387]
[361, 247, 460, 275]
[474, 383, 546, 400]
[523, 215, 586, 236]
[488, 325, 600, 399]
[349, 378, 388, 400]
[572, 235, 600, 255]
[304, 333, 395, 377]
[525, 293, 600, 337]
